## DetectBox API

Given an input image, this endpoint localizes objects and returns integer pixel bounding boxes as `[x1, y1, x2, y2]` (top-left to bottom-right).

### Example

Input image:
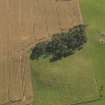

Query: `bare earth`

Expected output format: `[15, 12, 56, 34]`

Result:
[0, 0, 82, 105]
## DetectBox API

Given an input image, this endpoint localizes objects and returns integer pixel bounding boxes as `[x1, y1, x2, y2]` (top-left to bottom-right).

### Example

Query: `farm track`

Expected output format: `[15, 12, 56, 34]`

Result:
[0, 0, 82, 105]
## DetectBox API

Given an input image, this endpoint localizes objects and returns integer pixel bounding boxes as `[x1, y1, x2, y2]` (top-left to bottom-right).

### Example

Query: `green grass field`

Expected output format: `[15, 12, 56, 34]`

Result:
[31, 0, 105, 105]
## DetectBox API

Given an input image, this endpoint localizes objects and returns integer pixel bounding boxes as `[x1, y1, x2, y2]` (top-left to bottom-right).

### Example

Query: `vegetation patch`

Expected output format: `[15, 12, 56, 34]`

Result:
[30, 24, 87, 62]
[31, 0, 105, 105]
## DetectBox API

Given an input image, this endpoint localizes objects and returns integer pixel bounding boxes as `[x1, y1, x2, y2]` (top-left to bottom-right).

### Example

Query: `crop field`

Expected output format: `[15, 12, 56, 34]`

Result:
[0, 0, 82, 105]
[0, 0, 105, 105]
[31, 0, 105, 105]
[0, 0, 34, 105]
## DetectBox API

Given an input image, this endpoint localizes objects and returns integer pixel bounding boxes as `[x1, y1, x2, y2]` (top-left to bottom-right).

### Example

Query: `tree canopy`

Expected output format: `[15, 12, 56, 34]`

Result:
[30, 24, 87, 62]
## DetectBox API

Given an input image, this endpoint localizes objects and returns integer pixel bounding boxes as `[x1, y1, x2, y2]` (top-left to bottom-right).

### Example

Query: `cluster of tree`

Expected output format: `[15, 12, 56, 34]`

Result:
[30, 24, 87, 62]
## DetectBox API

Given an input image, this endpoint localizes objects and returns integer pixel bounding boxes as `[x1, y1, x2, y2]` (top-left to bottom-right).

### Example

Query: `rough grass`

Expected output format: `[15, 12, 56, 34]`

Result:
[80, 0, 105, 96]
[31, 52, 99, 105]
[31, 0, 105, 105]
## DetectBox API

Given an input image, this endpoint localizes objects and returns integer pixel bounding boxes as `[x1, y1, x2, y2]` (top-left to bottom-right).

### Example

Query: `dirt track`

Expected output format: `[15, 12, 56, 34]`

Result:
[0, 0, 82, 105]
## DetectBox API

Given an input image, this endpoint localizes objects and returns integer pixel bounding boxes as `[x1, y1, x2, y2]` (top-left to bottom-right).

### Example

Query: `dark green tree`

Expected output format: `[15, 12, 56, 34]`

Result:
[30, 24, 87, 62]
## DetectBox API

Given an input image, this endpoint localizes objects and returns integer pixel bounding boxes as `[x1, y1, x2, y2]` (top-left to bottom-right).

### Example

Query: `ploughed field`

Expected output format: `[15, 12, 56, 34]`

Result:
[0, 0, 82, 105]
[31, 0, 105, 105]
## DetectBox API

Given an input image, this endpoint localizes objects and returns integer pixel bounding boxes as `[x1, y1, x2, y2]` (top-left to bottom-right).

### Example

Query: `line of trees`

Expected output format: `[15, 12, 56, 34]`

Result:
[30, 24, 87, 62]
